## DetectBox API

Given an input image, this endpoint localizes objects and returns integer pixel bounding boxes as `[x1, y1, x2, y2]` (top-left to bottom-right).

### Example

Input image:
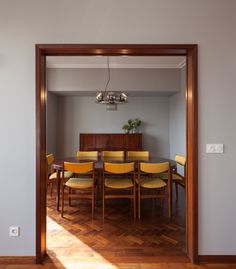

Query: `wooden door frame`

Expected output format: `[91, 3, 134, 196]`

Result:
[36, 44, 198, 264]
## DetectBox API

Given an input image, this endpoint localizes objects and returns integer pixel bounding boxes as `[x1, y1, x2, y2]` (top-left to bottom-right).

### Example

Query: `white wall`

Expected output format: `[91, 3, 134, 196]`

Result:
[0, 0, 236, 256]
[56, 96, 170, 158]
[169, 67, 186, 174]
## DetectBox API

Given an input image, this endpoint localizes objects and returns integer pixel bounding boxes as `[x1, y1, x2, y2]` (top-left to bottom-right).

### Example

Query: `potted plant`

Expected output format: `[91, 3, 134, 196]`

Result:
[122, 118, 142, 133]
[129, 118, 141, 133]
[122, 123, 132, 134]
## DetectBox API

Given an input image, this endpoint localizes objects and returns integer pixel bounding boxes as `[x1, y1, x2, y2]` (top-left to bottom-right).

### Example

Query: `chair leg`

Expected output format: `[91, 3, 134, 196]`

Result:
[61, 185, 65, 218]
[130, 189, 133, 211]
[175, 182, 179, 201]
[168, 188, 171, 219]
[138, 185, 141, 219]
[161, 188, 165, 208]
[102, 185, 105, 221]
[133, 187, 136, 219]
[94, 184, 96, 206]
[69, 188, 72, 206]
[92, 187, 94, 219]
[50, 182, 53, 197]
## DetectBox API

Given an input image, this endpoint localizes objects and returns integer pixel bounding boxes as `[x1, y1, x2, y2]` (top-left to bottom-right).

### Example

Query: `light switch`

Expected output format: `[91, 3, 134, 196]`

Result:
[206, 144, 224, 154]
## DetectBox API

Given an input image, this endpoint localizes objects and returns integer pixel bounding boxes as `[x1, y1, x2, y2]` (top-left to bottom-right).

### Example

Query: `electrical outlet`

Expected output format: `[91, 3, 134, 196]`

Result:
[9, 226, 20, 237]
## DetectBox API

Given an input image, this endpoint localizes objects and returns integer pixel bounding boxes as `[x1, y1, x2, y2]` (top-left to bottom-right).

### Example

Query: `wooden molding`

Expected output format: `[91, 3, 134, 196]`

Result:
[36, 44, 198, 264]
[35, 45, 47, 263]
[199, 255, 236, 264]
[186, 45, 198, 264]
[0, 256, 36, 264]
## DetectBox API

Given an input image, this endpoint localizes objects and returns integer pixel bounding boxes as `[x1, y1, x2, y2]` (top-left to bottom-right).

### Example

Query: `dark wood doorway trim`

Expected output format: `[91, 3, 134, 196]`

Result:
[36, 44, 198, 264]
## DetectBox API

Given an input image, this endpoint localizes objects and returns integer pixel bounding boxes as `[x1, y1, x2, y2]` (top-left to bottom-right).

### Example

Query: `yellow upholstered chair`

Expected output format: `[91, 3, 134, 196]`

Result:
[138, 162, 171, 219]
[126, 151, 150, 178]
[127, 151, 150, 158]
[76, 151, 98, 160]
[76, 150, 99, 186]
[102, 151, 124, 158]
[46, 153, 73, 196]
[103, 162, 136, 220]
[61, 162, 95, 218]
[159, 155, 186, 201]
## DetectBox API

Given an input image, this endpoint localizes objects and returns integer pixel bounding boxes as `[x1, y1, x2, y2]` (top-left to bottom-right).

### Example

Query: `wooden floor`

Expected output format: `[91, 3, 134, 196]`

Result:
[46, 185, 186, 264]
[1, 187, 235, 268]
[1, 259, 236, 269]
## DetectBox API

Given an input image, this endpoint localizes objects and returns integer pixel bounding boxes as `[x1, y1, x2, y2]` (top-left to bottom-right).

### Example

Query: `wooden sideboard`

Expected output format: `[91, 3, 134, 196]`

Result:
[80, 133, 143, 152]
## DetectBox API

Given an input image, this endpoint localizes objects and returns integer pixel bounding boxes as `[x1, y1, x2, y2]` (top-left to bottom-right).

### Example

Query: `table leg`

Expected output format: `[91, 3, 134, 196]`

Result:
[169, 172, 173, 219]
[56, 170, 61, 211]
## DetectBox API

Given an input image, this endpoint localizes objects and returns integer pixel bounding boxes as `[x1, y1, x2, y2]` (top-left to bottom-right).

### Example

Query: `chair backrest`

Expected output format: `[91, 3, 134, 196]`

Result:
[76, 151, 98, 159]
[175, 155, 186, 166]
[139, 162, 170, 174]
[46, 153, 54, 165]
[64, 162, 94, 174]
[174, 155, 186, 180]
[127, 151, 149, 158]
[104, 162, 134, 174]
[102, 151, 124, 158]
[46, 153, 55, 179]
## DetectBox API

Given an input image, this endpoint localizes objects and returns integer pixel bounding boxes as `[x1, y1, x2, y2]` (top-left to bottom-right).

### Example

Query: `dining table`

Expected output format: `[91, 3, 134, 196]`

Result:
[52, 156, 176, 212]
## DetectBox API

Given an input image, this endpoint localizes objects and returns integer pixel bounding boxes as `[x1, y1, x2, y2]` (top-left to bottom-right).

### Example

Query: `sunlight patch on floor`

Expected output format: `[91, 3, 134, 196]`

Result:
[47, 216, 119, 269]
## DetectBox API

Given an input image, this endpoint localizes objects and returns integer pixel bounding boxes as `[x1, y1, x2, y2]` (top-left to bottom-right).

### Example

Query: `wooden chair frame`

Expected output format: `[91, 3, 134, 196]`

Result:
[102, 162, 136, 220]
[46, 153, 56, 196]
[61, 162, 95, 218]
[138, 162, 171, 220]
[172, 158, 186, 201]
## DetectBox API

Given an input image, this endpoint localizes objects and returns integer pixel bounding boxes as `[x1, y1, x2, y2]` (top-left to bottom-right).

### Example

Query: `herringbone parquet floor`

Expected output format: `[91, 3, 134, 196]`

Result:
[46, 185, 186, 266]
[1, 187, 235, 268]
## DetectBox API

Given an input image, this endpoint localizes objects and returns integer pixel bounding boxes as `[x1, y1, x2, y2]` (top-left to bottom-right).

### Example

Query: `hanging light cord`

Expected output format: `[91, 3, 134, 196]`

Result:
[104, 56, 110, 95]
[96, 56, 127, 104]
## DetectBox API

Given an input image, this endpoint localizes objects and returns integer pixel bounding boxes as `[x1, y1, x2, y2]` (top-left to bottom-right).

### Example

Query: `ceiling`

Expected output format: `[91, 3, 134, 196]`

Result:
[46, 56, 186, 69]
[47, 56, 186, 97]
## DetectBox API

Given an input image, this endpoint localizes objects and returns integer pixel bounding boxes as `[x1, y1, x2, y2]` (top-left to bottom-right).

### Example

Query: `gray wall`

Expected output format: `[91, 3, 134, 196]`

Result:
[48, 68, 180, 94]
[1, 0, 236, 256]
[169, 67, 186, 174]
[46, 92, 58, 156]
[56, 96, 170, 158]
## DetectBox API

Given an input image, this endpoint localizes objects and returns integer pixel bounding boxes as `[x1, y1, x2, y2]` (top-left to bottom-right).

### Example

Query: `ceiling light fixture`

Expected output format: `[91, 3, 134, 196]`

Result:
[95, 57, 128, 106]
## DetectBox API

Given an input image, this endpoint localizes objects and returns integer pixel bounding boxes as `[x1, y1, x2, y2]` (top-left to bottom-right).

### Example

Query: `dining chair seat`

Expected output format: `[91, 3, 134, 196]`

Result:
[159, 173, 182, 181]
[105, 177, 134, 189]
[65, 177, 93, 189]
[136, 177, 167, 188]
[49, 171, 73, 180]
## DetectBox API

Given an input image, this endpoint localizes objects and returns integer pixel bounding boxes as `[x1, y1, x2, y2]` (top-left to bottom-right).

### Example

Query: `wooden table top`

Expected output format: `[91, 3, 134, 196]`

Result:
[53, 156, 176, 170]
